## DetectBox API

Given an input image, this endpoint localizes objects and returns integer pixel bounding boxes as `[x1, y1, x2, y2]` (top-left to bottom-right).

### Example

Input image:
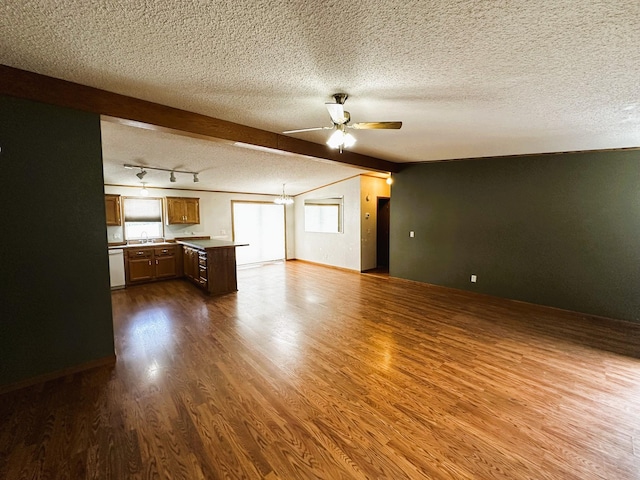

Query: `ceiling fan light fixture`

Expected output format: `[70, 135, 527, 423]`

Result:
[327, 129, 346, 149]
[343, 133, 356, 148]
[140, 182, 149, 196]
[327, 129, 356, 151]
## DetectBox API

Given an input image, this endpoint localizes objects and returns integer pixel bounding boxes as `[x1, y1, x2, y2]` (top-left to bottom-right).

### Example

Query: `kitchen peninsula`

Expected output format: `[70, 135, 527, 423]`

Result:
[120, 239, 248, 295]
[179, 239, 248, 295]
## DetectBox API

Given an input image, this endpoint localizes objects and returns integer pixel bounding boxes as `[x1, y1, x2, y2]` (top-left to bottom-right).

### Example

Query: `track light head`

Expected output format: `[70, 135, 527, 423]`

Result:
[193, 173, 199, 183]
[170, 171, 176, 182]
[136, 168, 147, 180]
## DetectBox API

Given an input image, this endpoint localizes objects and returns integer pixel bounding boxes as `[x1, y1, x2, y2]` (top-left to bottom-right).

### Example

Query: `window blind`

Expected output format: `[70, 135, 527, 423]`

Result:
[123, 198, 162, 222]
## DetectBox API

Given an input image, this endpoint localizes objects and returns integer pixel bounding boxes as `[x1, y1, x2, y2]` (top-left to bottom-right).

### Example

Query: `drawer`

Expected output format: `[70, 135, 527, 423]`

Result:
[199, 265, 208, 279]
[127, 248, 153, 258]
[154, 246, 175, 256]
[198, 256, 207, 267]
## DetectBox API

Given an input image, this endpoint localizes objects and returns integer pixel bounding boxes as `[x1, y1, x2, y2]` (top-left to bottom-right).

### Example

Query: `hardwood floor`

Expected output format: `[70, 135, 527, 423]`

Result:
[1, 261, 640, 479]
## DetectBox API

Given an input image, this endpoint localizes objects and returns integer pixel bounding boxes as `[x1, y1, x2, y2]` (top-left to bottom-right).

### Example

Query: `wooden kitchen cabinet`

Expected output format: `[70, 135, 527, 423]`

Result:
[182, 246, 208, 289]
[105, 194, 121, 226]
[178, 240, 247, 295]
[127, 257, 155, 283]
[154, 246, 177, 279]
[125, 245, 178, 284]
[166, 197, 200, 224]
[182, 246, 199, 283]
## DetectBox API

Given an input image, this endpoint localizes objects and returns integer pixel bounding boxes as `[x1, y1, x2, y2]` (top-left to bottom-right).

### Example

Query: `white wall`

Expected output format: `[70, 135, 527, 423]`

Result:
[293, 176, 362, 271]
[360, 176, 391, 271]
[104, 185, 294, 258]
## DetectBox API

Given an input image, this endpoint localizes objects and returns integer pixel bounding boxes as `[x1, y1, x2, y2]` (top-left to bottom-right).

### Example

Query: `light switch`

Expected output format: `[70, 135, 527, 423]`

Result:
[410, 231, 415, 238]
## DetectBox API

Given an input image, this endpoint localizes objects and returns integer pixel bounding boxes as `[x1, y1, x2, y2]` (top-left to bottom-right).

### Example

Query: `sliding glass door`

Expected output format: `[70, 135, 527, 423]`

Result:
[232, 201, 285, 265]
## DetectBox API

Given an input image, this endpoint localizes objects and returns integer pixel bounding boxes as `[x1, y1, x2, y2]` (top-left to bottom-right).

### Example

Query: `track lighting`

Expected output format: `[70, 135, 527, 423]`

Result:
[124, 164, 200, 185]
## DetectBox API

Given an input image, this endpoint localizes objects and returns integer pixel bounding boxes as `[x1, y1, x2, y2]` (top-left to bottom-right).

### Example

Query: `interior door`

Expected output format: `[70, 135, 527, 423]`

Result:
[377, 197, 390, 268]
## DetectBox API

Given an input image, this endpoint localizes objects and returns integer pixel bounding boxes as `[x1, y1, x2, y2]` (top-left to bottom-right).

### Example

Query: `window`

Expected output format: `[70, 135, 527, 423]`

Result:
[232, 201, 285, 265]
[123, 197, 163, 241]
[304, 197, 343, 233]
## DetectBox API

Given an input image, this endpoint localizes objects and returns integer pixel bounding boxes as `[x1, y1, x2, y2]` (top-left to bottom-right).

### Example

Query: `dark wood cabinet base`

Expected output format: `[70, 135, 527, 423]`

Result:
[181, 243, 241, 295]
[122, 240, 245, 296]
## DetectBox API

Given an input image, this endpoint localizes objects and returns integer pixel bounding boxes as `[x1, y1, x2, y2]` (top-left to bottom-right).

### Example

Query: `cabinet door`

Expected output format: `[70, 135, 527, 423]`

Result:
[127, 257, 155, 283]
[105, 194, 121, 226]
[155, 255, 176, 279]
[166, 197, 200, 224]
[183, 247, 195, 280]
[184, 198, 200, 224]
[166, 197, 186, 224]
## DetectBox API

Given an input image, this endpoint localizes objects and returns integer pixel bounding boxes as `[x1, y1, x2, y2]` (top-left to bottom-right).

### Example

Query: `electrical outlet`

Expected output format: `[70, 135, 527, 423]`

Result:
[410, 231, 415, 238]
[471, 274, 477, 283]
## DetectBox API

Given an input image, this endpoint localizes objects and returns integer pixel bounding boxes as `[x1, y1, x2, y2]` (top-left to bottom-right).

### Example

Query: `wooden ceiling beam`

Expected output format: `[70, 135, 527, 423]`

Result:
[0, 65, 400, 173]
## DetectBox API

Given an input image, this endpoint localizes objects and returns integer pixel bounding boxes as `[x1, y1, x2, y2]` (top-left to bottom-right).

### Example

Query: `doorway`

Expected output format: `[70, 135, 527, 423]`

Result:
[377, 197, 390, 269]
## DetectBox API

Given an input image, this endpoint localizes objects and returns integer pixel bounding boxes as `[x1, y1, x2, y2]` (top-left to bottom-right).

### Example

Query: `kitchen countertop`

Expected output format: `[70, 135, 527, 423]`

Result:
[178, 239, 249, 250]
[108, 242, 175, 250]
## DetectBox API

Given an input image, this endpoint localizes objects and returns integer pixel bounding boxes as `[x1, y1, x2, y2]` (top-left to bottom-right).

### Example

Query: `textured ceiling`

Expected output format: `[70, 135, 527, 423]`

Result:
[2, 0, 640, 192]
[100, 120, 376, 195]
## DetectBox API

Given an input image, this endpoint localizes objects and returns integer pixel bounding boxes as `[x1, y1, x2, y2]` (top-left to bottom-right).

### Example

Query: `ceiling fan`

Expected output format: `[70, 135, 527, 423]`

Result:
[283, 93, 402, 153]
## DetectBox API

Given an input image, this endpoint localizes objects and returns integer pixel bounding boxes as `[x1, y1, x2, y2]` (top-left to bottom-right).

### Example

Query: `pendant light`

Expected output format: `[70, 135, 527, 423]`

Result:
[274, 184, 294, 205]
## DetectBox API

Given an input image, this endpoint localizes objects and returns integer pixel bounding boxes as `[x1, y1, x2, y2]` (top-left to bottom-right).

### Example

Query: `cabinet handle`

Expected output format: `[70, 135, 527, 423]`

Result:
[148, 260, 152, 265]
[156, 260, 159, 265]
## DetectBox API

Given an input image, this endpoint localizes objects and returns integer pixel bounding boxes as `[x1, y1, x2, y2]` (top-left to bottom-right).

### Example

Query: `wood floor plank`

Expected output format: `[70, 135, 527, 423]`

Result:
[1, 261, 640, 479]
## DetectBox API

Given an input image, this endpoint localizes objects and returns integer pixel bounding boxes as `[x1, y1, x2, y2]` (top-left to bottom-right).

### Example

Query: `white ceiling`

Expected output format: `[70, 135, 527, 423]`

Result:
[2, 1, 640, 193]
[100, 119, 377, 195]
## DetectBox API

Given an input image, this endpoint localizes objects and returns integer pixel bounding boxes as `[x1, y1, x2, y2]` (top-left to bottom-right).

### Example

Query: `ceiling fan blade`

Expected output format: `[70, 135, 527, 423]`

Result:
[350, 121, 403, 130]
[325, 103, 347, 124]
[282, 127, 330, 134]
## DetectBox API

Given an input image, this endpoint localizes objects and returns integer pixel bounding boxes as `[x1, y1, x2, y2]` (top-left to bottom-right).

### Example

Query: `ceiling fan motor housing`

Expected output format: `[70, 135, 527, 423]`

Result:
[332, 93, 348, 105]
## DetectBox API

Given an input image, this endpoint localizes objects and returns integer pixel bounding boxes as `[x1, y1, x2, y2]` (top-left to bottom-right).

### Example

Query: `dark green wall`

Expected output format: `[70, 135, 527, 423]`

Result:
[390, 152, 640, 322]
[0, 95, 115, 387]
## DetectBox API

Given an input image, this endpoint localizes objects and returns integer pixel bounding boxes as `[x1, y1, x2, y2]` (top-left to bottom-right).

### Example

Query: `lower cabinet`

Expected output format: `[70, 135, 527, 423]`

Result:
[123, 244, 237, 295]
[183, 246, 208, 290]
[182, 245, 239, 295]
[125, 245, 178, 285]
[155, 247, 177, 279]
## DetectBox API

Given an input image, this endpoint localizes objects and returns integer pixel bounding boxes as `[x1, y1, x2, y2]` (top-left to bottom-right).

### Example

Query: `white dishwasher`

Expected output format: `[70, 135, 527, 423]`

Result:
[108, 249, 126, 289]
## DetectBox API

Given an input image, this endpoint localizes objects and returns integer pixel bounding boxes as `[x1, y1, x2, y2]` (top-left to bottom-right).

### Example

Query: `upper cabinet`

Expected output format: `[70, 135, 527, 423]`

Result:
[166, 197, 200, 224]
[105, 194, 121, 226]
